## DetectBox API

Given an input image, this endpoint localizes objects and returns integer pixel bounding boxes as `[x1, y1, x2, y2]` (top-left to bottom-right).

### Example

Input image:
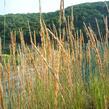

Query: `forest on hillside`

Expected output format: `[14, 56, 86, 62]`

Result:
[0, 1, 109, 50]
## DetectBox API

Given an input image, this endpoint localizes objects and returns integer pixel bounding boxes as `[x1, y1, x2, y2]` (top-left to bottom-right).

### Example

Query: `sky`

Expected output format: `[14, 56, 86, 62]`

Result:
[0, 0, 106, 15]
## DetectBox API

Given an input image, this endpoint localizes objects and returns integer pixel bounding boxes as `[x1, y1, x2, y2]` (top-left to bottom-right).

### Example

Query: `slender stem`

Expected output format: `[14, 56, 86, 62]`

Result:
[39, 0, 42, 23]
[4, 0, 6, 49]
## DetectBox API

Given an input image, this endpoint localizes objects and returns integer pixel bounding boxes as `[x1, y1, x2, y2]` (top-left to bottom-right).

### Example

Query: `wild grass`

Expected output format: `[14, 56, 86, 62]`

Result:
[0, 0, 109, 109]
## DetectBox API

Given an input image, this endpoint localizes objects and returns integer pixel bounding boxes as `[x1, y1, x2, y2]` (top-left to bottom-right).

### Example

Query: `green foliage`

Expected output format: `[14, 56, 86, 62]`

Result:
[0, 1, 109, 47]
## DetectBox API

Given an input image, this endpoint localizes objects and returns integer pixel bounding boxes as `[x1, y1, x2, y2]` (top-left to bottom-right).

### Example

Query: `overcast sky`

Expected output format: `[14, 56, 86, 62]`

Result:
[0, 0, 106, 15]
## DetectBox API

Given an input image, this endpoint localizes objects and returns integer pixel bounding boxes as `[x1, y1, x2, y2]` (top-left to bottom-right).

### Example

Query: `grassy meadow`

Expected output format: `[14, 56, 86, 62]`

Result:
[0, 0, 109, 109]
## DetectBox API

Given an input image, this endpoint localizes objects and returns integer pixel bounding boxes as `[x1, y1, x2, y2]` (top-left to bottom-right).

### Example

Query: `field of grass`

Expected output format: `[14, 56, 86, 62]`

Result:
[0, 0, 109, 109]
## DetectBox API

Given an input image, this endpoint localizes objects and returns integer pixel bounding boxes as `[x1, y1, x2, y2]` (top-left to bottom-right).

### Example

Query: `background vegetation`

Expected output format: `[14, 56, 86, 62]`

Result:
[0, 1, 109, 49]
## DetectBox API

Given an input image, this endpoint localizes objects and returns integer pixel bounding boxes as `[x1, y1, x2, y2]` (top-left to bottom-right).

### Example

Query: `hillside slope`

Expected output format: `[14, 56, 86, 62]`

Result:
[0, 1, 109, 47]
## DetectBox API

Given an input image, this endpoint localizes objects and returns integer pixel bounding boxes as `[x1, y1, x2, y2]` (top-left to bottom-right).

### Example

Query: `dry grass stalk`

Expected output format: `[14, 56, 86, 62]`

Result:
[60, 0, 65, 22]
[28, 21, 33, 46]
[54, 72, 59, 109]
[87, 43, 91, 65]
[10, 31, 16, 55]
[0, 39, 4, 109]
[39, 0, 42, 22]
[0, 38, 2, 62]
[95, 18, 102, 42]
[19, 30, 26, 52]
[67, 50, 73, 88]
[47, 28, 66, 54]
[60, 0, 66, 40]
[104, 96, 109, 109]
[5, 63, 10, 94]
[52, 47, 60, 109]
[104, 16, 109, 46]
[33, 31, 36, 46]
[84, 24, 102, 68]
[0, 63, 4, 109]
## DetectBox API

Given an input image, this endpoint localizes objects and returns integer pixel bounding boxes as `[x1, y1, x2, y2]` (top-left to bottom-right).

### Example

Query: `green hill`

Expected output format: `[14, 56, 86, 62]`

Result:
[0, 1, 109, 49]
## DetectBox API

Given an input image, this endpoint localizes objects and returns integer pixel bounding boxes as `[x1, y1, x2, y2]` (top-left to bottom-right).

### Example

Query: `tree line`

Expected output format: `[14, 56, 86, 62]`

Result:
[0, 1, 109, 51]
